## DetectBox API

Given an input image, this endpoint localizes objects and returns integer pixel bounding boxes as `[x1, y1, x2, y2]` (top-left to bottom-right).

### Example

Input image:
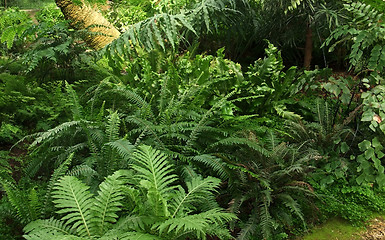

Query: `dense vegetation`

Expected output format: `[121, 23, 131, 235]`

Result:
[1, 0, 385, 239]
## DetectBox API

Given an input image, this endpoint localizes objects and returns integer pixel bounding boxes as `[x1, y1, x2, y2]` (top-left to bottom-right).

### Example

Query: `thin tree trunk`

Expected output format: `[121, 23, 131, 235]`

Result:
[55, 0, 120, 49]
[303, 25, 313, 70]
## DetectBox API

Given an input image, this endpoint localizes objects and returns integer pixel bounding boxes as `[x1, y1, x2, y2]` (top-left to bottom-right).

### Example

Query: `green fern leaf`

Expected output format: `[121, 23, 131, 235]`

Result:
[91, 170, 126, 236]
[130, 145, 177, 217]
[119, 231, 163, 240]
[24, 218, 75, 239]
[107, 139, 135, 160]
[156, 208, 235, 238]
[191, 154, 230, 180]
[170, 176, 221, 218]
[42, 153, 74, 217]
[52, 176, 94, 237]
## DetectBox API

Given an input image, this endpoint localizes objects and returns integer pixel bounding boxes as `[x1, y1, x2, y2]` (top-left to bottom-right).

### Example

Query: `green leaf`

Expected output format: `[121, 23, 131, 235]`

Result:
[359, 140, 371, 151]
[372, 137, 383, 150]
[365, 147, 375, 160]
[341, 142, 349, 153]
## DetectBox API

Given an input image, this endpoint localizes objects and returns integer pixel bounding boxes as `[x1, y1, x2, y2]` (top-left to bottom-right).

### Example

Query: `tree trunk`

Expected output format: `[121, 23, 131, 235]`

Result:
[55, 0, 120, 49]
[303, 24, 313, 70]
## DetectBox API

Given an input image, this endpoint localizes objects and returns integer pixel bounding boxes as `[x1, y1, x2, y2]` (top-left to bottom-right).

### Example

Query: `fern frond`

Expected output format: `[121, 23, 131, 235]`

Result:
[130, 145, 177, 197]
[118, 231, 163, 240]
[52, 176, 94, 237]
[1, 181, 40, 224]
[115, 215, 159, 232]
[107, 139, 135, 160]
[91, 170, 126, 236]
[156, 208, 235, 239]
[259, 198, 274, 240]
[237, 213, 258, 240]
[210, 137, 269, 157]
[191, 154, 230, 180]
[276, 193, 304, 224]
[67, 164, 98, 178]
[170, 176, 221, 218]
[105, 111, 121, 143]
[29, 120, 83, 148]
[65, 82, 83, 121]
[42, 153, 74, 217]
[24, 218, 74, 238]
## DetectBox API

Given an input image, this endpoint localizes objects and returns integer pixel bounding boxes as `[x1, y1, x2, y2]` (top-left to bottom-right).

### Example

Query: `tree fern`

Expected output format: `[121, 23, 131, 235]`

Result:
[103, 0, 243, 66]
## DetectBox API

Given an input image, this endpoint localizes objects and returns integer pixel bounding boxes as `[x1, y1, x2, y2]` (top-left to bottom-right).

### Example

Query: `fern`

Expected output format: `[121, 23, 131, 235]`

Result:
[103, 0, 242, 66]
[0, 180, 41, 224]
[52, 176, 94, 237]
[107, 139, 135, 160]
[42, 153, 74, 217]
[24, 145, 235, 239]
[91, 171, 126, 235]
[130, 145, 177, 217]
[323, 1, 385, 73]
[156, 208, 235, 239]
[170, 176, 221, 218]
[24, 218, 75, 238]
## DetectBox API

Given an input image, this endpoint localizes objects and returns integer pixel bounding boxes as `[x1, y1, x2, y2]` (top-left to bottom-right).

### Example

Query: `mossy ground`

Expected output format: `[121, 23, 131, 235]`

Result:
[298, 218, 364, 240]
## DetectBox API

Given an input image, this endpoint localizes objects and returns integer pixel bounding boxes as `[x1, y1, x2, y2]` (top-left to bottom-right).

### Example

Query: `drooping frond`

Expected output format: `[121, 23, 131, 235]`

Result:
[91, 170, 126, 236]
[67, 164, 98, 179]
[104, 13, 195, 66]
[191, 154, 230, 180]
[209, 137, 269, 157]
[29, 120, 83, 148]
[52, 176, 94, 238]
